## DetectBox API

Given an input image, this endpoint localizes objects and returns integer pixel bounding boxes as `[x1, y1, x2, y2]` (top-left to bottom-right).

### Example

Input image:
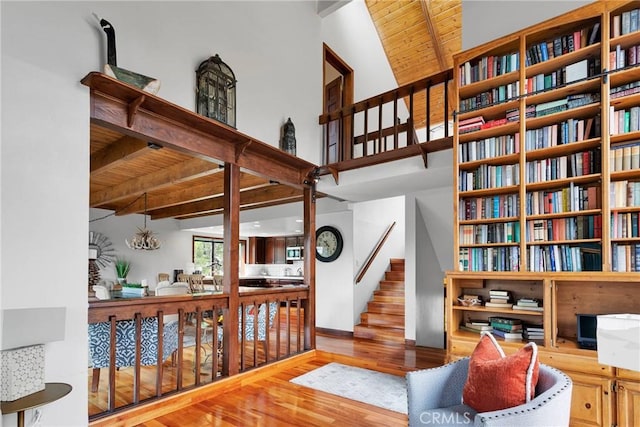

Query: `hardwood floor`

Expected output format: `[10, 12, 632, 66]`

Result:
[132, 333, 445, 427]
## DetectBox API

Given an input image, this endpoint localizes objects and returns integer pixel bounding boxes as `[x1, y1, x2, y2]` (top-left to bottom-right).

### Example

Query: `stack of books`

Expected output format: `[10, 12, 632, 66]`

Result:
[523, 323, 545, 342]
[513, 298, 544, 312]
[459, 116, 485, 134]
[484, 289, 513, 309]
[459, 318, 493, 334]
[490, 317, 523, 340]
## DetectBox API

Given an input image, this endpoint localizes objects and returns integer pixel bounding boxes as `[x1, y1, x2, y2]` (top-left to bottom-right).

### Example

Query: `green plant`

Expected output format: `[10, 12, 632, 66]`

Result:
[114, 257, 131, 278]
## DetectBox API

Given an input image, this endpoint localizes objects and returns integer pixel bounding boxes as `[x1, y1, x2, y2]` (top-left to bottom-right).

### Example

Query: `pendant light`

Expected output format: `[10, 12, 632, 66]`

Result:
[126, 193, 161, 250]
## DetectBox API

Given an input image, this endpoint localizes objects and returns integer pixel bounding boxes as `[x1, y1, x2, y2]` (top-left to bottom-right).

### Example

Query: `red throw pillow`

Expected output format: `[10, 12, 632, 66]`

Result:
[462, 332, 539, 413]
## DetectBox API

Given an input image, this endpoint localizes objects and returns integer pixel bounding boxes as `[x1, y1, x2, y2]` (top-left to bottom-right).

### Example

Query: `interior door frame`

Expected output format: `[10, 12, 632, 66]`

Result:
[323, 43, 354, 163]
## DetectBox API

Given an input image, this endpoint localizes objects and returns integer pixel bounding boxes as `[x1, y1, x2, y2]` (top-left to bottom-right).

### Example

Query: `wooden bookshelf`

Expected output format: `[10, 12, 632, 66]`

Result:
[449, 2, 640, 426]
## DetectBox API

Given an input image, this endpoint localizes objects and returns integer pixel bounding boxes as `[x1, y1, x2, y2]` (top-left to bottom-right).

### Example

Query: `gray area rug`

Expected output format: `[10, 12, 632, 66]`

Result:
[290, 362, 408, 414]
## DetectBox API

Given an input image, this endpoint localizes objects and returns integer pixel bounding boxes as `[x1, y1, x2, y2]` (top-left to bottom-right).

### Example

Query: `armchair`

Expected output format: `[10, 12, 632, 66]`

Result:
[88, 317, 179, 392]
[406, 358, 572, 427]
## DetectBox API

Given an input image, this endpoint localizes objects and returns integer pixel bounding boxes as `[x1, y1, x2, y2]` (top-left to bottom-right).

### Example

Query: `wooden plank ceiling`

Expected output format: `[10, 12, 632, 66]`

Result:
[89, 123, 306, 220]
[365, 0, 461, 129]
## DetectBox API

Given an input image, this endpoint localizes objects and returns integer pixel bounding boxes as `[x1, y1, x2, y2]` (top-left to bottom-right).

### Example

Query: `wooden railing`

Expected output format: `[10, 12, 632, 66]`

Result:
[88, 287, 309, 420]
[355, 222, 396, 284]
[318, 69, 454, 169]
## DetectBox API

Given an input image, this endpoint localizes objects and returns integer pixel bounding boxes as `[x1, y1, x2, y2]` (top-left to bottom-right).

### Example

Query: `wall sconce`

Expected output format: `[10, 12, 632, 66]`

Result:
[1, 308, 66, 401]
[196, 54, 236, 128]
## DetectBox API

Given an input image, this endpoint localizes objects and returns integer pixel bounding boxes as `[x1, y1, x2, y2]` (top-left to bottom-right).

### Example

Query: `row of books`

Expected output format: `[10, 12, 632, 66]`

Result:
[459, 194, 520, 221]
[459, 222, 520, 245]
[611, 81, 640, 100]
[527, 244, 602, 272]
[611, 243, 640, 272]
[611, 211, 640, 239]
[459, 81, 520, 113]
[458, 246, 520, 272]
[610, 106, 640, 136]
[526, 215, 602, 242]
[459, 163, 520, 192]
[525, 58, 600, 93]
[525, 22, 600, 67]
[458, 52, 520, 86]
[525, 148, 601, 183]
[612, 9, 640, 38]
[462, 317, 545, 342]
[458, 116, 485, 134]
[526, 184, 601, 216]
[610, 141, 640, 172]
[533, 93, 600, 118]
[609, 43, 640, 71]
[458, 133, 520, 163]
[609, 180, 640, 208]
[524, 117, 597, 151]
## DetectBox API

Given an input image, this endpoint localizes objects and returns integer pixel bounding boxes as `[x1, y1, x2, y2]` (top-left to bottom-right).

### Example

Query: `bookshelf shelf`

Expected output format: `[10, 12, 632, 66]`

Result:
[450, 4, 640, 424]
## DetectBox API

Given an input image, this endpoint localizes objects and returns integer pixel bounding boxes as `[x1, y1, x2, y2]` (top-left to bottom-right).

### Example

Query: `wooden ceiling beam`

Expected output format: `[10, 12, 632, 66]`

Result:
[115, 173, 271, 215]
[150, 184, 301, 219]
[90, 135, 149, 174]
[90, 157, 221, 207]
[82, 73, 316, 188]
[419, 0, 448, 72]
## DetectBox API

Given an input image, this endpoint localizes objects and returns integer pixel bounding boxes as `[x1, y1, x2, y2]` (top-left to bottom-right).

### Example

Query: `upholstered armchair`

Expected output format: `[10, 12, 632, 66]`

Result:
[406, 357, 573, 426]
[88, 317, 180, 392]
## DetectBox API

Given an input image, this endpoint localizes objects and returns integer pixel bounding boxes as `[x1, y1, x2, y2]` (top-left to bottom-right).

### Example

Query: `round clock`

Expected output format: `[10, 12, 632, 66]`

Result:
[315, 225, 343, 262]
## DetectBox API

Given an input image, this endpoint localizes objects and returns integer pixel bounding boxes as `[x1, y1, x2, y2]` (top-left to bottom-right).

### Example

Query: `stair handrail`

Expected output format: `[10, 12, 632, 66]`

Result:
[355, 221, 396, 284]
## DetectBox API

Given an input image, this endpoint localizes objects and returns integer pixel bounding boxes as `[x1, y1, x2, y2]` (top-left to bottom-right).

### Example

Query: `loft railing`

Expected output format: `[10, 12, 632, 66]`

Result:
[318, 69, 454, 169]
[88, 287, 309, 421]
[355, 221, 396, 284]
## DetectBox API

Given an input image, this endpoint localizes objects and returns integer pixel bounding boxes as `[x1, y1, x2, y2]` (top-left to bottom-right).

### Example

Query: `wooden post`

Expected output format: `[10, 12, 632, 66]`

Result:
[223, 162, 240, 376]
[303, 185, 316, 350]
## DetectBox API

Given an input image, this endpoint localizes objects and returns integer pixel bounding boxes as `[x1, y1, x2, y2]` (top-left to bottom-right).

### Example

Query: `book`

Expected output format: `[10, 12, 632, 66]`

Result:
[484, 301, 513, 309]
[513, 305, 544, 312]
[465, 322, 493, 331]
[491, 329, 523, 340]
[490, 316, 522, 325]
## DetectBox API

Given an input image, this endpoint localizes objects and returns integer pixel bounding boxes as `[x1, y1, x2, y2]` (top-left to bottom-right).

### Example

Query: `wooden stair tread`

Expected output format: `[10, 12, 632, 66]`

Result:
[354, 324, 404, 343]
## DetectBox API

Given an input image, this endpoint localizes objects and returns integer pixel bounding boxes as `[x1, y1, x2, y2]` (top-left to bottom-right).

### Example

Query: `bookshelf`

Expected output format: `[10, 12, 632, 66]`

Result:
[449, 2, 640, 426]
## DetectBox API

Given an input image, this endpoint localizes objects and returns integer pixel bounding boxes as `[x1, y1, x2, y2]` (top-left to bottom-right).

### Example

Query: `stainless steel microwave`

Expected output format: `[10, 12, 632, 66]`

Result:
[286, 246, 303, 261]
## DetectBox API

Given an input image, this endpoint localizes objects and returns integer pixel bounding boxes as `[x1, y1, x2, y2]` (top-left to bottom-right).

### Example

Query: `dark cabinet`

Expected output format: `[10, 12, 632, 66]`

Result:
[264, 236, 286, 264]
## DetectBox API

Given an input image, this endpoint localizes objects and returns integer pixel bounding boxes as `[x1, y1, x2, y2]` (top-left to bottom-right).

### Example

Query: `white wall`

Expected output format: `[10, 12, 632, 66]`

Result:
[351, 197, 405, 324]
[0, 2, 327, 425]
[462, 1, 593, 49]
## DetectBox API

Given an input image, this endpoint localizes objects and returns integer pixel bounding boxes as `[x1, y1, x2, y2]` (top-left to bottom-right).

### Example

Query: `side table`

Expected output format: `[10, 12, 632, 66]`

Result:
[1, 383, 72, 427]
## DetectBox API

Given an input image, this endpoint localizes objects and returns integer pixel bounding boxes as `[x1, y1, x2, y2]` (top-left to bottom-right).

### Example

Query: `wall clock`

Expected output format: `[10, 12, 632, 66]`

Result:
[315, 225, 343, 262]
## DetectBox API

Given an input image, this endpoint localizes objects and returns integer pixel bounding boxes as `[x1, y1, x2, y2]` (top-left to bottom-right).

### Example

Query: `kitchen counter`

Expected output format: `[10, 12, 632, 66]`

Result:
[240, 275, 304, 280]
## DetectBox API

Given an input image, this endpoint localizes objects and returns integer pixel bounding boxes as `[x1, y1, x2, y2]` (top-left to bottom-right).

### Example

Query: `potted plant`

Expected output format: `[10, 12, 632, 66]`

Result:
[114, 257, 131, 285]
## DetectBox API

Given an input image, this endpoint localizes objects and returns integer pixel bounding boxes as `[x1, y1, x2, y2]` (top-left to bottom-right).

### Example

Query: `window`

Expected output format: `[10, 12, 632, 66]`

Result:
[192, 236, 246, 276]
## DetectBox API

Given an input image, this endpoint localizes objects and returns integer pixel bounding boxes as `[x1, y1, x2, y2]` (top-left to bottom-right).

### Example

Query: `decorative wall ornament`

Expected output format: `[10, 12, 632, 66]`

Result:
[281, 117, 297, 155]
[89, 231, 115, 269]
[126, 193, 161, 250]
[196, 54, 236, 127]
[94, 14, 160, 94]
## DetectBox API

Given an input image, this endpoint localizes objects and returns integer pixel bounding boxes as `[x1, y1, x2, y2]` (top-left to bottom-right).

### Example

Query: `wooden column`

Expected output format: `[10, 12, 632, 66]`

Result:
[223, 162, 240, 376]
[302, 185, 316, 350]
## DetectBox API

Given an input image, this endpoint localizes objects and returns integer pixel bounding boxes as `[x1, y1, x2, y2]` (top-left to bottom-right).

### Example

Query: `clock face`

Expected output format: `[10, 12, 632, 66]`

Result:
[315, 226, 343, 262]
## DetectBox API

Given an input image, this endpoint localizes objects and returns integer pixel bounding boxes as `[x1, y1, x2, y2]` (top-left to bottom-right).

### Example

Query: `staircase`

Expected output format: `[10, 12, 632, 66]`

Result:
[353, 259, 405, 344]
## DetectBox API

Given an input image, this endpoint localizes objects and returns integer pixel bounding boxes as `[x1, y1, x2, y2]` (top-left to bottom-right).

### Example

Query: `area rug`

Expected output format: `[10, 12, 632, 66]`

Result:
[290, 362, 407, 414]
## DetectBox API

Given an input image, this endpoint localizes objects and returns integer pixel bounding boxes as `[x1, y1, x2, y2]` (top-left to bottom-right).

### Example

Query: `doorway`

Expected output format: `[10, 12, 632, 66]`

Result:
[323, 44, 353, 164]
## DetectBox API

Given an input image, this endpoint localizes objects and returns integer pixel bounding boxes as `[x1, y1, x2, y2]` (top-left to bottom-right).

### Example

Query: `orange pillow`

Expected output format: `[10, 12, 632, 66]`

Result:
[462, 332, 539, 412]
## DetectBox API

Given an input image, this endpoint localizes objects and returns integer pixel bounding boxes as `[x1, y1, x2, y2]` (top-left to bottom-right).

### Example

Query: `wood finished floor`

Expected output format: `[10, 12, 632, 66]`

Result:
[134, 333, 445, 427]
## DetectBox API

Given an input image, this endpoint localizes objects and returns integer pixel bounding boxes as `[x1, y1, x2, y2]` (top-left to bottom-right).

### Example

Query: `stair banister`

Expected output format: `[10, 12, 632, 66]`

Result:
[355, 222, 396, 284]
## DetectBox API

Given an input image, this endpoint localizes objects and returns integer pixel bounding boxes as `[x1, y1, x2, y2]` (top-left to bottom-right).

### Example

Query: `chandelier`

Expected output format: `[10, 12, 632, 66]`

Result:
[126, 193, 161, 250]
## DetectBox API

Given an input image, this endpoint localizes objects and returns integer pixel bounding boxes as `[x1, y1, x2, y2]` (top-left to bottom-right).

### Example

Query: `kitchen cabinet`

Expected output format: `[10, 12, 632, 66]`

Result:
[265, 237, 286, 264]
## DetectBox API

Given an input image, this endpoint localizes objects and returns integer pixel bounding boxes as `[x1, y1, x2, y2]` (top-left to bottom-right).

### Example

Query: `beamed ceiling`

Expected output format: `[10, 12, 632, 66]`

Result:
[89, 1, 461, 221]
